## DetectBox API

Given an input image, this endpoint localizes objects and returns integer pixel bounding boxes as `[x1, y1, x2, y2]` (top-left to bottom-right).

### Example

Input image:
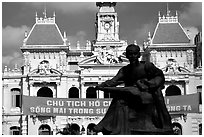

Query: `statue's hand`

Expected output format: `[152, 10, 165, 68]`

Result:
[142, 79, 157, 88]
[136, 79, 149, 92]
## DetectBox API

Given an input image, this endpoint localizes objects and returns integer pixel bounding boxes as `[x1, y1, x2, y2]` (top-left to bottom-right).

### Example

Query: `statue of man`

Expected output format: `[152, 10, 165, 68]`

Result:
[94, 44, 173, 135]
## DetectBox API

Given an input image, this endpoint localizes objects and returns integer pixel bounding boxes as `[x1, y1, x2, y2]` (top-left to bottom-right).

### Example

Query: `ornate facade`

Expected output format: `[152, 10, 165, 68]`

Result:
[143, 9, 202, 135]
[2, 2, 202, 135]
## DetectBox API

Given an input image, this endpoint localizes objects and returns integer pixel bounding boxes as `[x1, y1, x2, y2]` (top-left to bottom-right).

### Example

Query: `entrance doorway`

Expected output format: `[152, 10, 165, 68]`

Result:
[38, 124, 52, 135]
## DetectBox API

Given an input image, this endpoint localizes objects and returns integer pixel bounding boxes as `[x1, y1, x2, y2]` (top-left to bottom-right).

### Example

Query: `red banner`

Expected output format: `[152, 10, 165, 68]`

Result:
[23, 93, 200, 116]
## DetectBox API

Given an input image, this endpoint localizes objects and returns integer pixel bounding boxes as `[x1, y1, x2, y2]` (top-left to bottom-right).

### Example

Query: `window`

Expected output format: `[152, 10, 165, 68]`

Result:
[86, 87, 97, 98]
[70, 123, 80, 135]
[69, 87, 79, 98]
[11, 88, 21, 108]
[69, 62, 78, 71]
[10, 126, 20, 135]
[165, 85, 181, 96]
[37, 87, 53, 97]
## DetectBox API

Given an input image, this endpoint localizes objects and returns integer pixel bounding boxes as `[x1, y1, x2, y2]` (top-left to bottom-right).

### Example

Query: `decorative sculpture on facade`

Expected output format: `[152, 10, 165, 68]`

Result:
[94, 48, 122, 64]
[38, 60, 52, 75]
[165, 58, 181, 74]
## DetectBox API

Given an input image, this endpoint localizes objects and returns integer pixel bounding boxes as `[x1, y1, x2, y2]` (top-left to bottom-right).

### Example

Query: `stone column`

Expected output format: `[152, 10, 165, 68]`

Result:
[29, 82, 35, 96]
[98, 90, 104, 98]
[97, 81, 104, 98]
[81, 83, 88, 98]
[185, 80, 189, 95]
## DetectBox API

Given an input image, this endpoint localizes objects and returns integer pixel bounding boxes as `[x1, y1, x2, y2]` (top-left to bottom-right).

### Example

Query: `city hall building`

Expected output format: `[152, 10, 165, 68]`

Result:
[2, 2, 202, 135]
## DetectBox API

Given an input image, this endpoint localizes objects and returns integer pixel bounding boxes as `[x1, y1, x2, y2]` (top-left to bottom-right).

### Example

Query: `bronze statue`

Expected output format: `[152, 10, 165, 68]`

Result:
[94, 44, 173, 135]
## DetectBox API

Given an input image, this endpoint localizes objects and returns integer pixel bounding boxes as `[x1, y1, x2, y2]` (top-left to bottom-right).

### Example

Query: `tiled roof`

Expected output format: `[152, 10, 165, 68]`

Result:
[152, 23, 190, 44]
[26, 24, 64, 45]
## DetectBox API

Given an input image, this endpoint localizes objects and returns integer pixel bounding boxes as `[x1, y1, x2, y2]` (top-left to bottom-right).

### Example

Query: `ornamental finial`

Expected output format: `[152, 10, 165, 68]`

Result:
[53, 11, 56, 17]
[43, 4, 47, 18]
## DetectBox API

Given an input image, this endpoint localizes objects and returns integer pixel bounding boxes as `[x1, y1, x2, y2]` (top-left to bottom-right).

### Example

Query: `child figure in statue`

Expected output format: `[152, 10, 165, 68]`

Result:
[94, 44, 173, 135]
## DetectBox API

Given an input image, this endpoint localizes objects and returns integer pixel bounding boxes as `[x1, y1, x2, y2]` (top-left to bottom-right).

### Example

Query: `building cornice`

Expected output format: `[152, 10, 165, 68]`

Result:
[149, 44, 196, 48]
[79, 63, 127, 67]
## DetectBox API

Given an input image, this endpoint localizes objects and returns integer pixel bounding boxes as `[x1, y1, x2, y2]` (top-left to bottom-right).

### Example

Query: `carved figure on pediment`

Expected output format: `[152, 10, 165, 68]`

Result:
[94, 48, 122, 64]
[38, 60, 51, 75]
[165, 59, 181, 74]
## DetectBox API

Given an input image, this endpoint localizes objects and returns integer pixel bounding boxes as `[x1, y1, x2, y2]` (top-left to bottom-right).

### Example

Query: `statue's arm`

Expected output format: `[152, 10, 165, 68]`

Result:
[144, 62, 165, 89]
[97, 67, 124, 88]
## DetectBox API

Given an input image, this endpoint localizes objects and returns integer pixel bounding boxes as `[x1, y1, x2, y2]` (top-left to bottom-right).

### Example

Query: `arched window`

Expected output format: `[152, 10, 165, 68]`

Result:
[86, 87, 97, 98]
[165, 85, 181, 96]
[87, 123, 97, 135]
[69, 87, 79, 98]
[70, 123, 80, 135]
[37, 87, 53, 97]
[11, 88, 21, 108]
[38, 124, 52, 135]
[172, 122, 182, 135]
[10, 126, 20, 135]
[56, 123, 71, 135]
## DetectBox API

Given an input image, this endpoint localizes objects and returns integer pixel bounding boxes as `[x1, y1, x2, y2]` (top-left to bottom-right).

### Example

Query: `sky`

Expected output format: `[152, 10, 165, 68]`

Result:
[2, 1, 202, 69]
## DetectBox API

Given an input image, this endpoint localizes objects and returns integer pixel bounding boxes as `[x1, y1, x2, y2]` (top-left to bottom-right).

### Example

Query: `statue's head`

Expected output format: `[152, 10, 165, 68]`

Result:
[125, 44, 141, 64]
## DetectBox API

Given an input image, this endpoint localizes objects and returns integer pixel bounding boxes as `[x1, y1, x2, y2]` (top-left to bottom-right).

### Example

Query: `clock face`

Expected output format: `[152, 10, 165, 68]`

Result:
[104, 22, 111, 30]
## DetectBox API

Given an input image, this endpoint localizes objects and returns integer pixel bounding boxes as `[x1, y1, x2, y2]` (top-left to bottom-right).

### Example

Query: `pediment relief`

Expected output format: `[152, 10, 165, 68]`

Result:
[28, 68, 62, 76]
[79, 52, 129, 65]
[28, 60, 62, 76]
[161, 58, 191, 74]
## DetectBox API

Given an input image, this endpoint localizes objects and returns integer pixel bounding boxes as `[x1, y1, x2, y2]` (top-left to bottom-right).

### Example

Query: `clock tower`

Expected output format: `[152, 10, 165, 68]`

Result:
[92, 2, 127, 63]
[95, 2, 119, 41]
